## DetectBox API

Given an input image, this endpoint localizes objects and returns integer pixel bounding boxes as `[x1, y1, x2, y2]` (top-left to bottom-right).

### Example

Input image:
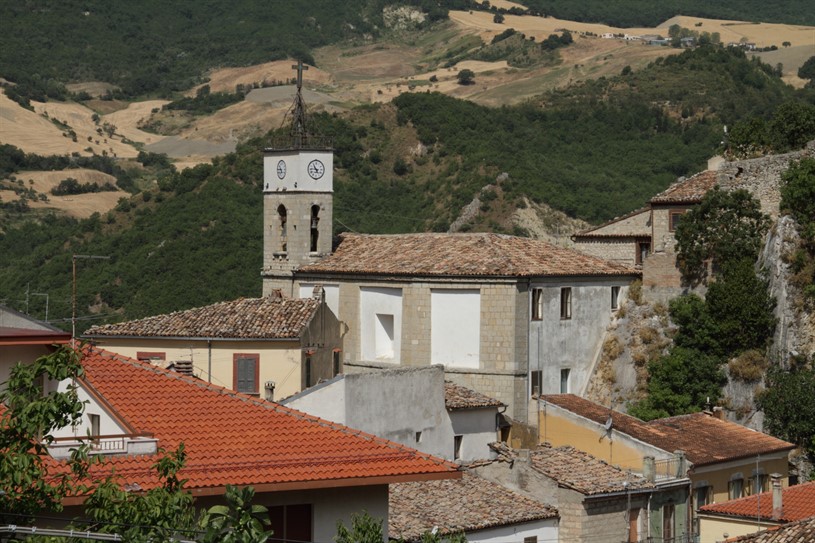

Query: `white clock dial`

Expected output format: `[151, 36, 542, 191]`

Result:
[307, 159, 325, 180]
[276, 160, 286, 179]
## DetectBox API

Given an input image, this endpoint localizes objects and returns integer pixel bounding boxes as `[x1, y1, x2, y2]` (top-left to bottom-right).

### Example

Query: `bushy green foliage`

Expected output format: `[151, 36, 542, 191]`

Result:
[629, 346, 726, 420]
[199, 485, 270, 543]
[675, 188, 770, 286]
[164, 86, 246, 116]
[336, 511, 384, 543]
[780, 158, 815, 303]
[758, 362, 815, 456]
[728, 101, 815, 158]
[515, 0, 815, 26]
[51, 177, 117, 196]
[799, 56, 815, 86]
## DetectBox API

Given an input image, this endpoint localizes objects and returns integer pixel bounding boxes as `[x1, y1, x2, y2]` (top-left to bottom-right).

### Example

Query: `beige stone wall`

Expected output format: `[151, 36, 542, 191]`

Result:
[583, 209, 651, 236]
[574, 238, 639, 266]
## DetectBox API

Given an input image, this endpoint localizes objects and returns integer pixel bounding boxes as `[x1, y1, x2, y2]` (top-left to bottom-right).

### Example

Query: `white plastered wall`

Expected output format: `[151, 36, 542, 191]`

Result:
[431, 289, 480, 369]
[360, 287, 402, 363]
[299, 283, 340, 316]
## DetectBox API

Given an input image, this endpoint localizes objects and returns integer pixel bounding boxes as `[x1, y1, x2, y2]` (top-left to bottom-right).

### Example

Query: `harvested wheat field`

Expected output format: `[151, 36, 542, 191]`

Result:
[102, 100, 169, 147]
[1, 92, 93, 156]
[2, 169, 125, 218]
[194, 60, 333, 95]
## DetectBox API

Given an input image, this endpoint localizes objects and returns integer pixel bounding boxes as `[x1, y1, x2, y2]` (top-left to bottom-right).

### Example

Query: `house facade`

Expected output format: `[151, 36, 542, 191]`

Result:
[43, 347, 460, 542]
[538, 395, 795, 519]
[283, 365, 505, 462]
[84, 292, 341, 400]
[0, 304, 70, 390]
[287, 233, 637, 424]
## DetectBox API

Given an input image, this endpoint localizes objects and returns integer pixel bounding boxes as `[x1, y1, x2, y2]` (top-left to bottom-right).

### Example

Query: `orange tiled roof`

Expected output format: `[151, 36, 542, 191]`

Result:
[700, 482, 815, 523]
[299, 233, 638, 278]
[650, 170, 718, 205]
[542, 395, 794, 467]
[725, 516, 815, 542]
[84, 297, 319, 339]
[52, 348, 459, 495]
[529, 444, 655, 495]
[444, 381, 504, 410]
[389, 472, 557, 541]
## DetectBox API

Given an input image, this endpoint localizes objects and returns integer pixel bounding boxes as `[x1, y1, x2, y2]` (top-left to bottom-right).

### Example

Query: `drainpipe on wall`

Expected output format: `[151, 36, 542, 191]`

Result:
[207, 340, 212, 383]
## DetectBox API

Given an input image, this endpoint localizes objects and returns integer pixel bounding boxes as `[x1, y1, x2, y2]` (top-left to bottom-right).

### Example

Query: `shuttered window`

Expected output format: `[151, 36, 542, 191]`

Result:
[233, 354, 259, 394]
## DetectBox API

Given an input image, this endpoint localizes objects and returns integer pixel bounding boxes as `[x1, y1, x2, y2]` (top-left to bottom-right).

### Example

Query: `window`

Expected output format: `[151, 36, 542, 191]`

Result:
[267, 504, 312, 543]
[233, 354, 259, 395]
[524, 537, 537, 543]
[729, 477, 744, 500]
[333, 350, 341, 376]
[415, 431, 422, 443]
[89, 414, 100, 438]
[611, 286, 621, 310]
[531, 288, 544, 320]
[310, 205, 320, 252]
[454, 435, 463, 460]
[305, 357, 312, 388]
[560, 368, 571, 393]
[277, 205, 287, 252]
[560, 287, 572, 319]
[662, 504, 674, 542]
[695, 485, 712, 509]
[530, 370, 542, 396]
[636, 241, 651, 265]
[748, 473, 769, 495]
[136, 352, 165, 364]
[669, 211, 684, 232]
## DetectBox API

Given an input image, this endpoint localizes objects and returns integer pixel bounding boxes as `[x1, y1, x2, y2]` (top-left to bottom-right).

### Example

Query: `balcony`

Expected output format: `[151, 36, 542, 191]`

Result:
[48, 433, 158, 459]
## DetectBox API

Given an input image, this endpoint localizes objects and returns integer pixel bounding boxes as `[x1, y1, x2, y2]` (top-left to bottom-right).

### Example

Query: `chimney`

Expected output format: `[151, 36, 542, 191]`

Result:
[674, 450, 687, 478]
[771, 473, 783, 520]
[269, 289, 283, 301]
[643, 456, 656, 482]
[712, 406, 725, 420]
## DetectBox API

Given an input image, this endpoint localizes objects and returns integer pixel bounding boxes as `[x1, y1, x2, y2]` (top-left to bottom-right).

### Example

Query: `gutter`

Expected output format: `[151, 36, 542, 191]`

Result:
[83, 335, 298, 342]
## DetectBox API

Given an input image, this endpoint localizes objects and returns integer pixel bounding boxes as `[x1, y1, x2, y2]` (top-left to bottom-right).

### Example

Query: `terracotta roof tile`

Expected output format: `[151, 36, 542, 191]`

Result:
[650, 170, 719, 204]
[542, 395, 794, 467]
[49, 347, 460, 494]
[529, 444, 655, 495]
[700, 482, 815, 523]
[726, 516, 815, 542]
[389, 472, 557, 541]
[84, 297, 319, 339]
[444, 381, 504, 410]
[299, 233, 638, 278]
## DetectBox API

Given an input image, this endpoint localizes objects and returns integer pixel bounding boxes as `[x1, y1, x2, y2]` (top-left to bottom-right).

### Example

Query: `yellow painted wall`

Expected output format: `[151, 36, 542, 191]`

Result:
[695, 457, 789, 505]
[0, 344, 56, 391]
[699, 516, 777, 543]
[88, 338, 303, 399]
[539, 406, 650, 472]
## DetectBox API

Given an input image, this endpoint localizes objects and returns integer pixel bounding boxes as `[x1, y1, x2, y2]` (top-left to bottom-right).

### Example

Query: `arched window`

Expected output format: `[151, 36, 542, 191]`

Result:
[277, 205, 287, 252]
[310, 205, 320, 252]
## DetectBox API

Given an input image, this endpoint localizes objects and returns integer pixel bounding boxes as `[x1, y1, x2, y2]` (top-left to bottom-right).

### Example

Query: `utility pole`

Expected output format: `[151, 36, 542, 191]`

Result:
[72, 254, 110, 345]
[31, 292, 49, 322]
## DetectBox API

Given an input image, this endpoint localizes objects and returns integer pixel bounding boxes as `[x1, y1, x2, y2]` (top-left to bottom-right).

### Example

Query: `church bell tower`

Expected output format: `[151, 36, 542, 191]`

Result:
[261, 61, 333, 296]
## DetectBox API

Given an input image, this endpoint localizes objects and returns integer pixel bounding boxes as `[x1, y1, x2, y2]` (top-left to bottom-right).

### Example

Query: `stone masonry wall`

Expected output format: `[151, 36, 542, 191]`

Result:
[574, 238, 639, 266]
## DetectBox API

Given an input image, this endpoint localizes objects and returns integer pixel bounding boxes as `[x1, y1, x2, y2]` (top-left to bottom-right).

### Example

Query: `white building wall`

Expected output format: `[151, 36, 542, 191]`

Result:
[50, 380, 127, 439]
[431, 289, 480, 369]
[449, 408, 498, 461]
[282, 376, 348, 426]
[360, 287, 403, 363]
[465, 518, 558, 543]
[529, 279, 627, 397]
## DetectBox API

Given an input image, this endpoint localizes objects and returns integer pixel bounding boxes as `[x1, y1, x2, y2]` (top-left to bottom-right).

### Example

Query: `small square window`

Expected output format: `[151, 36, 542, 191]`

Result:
[530, 370, 542, 396]
[560, 287, 572, 320]
[531, 288, 543, 320]
[729, 478, 744, 500]
[560, 368, 570, 393]
[611, 286, 621, 310]
[669, 211, 684, 232]
[636, 241, 651, 265]
[415, 431, 422, 443]
[89, 413, 100, 438]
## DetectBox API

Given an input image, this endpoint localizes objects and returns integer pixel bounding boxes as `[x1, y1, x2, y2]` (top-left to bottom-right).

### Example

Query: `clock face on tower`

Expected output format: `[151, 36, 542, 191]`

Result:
[276, 160, 286, 179]
[307, 159, 325, 180]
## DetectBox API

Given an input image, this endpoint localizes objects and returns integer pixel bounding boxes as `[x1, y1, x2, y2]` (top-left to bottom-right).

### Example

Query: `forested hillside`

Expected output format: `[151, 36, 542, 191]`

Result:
[1, 47, 812, 329]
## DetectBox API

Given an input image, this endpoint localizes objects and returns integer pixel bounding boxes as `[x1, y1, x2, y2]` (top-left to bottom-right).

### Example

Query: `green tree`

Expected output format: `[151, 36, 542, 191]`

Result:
[767, 101, 815, 152]
[668, 294, 721, 355]
[758, 363, 815, 456]
[675, 188, 770, 286]
[456, 69, 475, 85]
[629, 347, 726, 421]
[706, 259, 776, 355]
[336, 511, 384, 543]
[0, 346, 91, 523]
[199, 485, 270, 543]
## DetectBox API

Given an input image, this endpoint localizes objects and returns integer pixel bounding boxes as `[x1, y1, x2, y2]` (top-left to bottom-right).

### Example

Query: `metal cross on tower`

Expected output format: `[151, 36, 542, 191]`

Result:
[290, 60, 309, 148]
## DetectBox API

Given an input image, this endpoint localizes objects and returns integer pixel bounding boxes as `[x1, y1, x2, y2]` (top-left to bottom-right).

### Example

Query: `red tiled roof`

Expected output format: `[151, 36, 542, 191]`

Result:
[650, 170, 718, 205]
[700, 482, 815, 523]
[84, 297, 319, 339]
[52, 348, 459, 496]
[725, 516, 815, 542]
[444, 381, 504, 410]
[389, 472, 557, 541]
[299, 233, 639, 278]
[542, 395, 794, 467]
[529, 444, 655, 495]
